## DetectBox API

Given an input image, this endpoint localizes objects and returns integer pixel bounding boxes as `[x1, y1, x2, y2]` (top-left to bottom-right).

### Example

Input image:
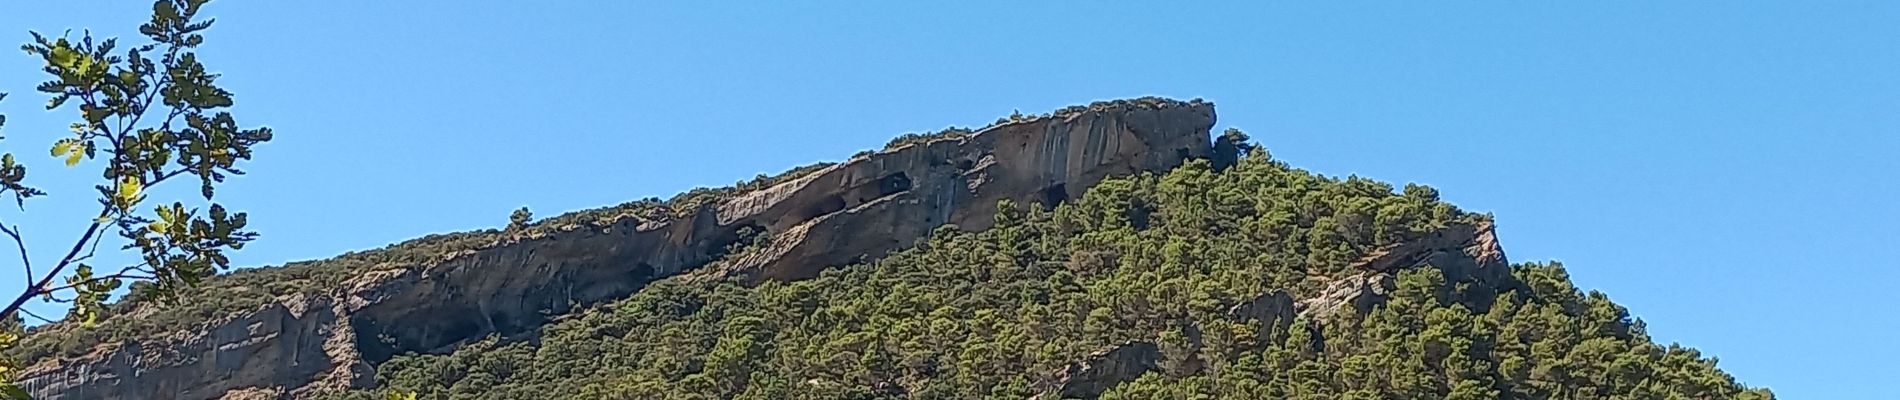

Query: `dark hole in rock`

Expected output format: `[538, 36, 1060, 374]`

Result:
[1041, 183, 1068, 207]
[880, 172, 912, 196]
[804, 196, 847, 220]
[631, 262, 655, 280]
[709, 222, 769, 259]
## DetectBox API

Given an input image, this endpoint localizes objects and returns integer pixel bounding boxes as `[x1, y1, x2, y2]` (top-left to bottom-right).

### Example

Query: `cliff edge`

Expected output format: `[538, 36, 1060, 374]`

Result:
[18, 98, 1217, 399]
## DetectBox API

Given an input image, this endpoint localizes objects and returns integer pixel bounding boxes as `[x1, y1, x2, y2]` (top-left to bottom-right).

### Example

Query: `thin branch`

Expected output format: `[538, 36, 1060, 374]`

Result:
[0, 224, 30, 284]
[149, 167, 189, 186]
[0, 208, 108, 321]
[156, 103, 186, 134]
[66, 226, 109, 265]
[47, 217, 102, 271]
[0, 163, 199, 319]
[37, 270, 155, 295]
[73, 90, 119, 156]
[16, 307, 54, 324]
[118, 69, 168, 136]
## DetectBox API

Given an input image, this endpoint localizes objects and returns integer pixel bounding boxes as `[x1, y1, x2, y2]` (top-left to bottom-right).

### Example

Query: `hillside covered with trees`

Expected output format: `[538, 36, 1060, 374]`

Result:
[304, 135, 1773, 399]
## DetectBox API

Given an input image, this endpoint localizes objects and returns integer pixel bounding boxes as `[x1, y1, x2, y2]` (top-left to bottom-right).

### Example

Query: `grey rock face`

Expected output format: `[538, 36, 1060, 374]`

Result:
[1297, 220, 1517, 320]
[19, 99, 1216, 400]
[1032, 341, 1163, 400]
[1229, 289, 1297, 344]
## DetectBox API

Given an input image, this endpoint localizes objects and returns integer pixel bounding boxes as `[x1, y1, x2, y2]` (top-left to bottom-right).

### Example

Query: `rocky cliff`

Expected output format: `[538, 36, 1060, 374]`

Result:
[17, 98, 1218, 399]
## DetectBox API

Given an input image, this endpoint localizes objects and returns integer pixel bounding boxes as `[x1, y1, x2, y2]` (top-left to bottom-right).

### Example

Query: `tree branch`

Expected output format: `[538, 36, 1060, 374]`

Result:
[2, 163, 192, 322]
[150, 167, 189, 186]
[0, 223, 31, 285]
[37, 268, 154, 295]
[0, 208, 107, 322]
[119, 69, 168, 135]
[65, 230, 108, 266]
[16, 307, 54, 325]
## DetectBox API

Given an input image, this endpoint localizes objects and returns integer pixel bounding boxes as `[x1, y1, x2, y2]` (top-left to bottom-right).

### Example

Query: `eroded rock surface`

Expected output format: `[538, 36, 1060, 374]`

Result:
[1032, 341, 1163, 400]
[1229, 289, 1296, 344]
[1297, 219, 1517, 320]
[18, 98, 1216, 400]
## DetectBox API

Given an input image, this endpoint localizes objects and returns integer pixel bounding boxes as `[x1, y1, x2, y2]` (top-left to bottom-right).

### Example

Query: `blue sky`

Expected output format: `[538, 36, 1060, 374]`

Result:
[2, 1, 1895, 397]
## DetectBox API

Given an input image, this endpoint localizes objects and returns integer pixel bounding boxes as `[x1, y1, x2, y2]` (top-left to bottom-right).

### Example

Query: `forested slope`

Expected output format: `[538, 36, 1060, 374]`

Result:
[324, 138, 1772, 399]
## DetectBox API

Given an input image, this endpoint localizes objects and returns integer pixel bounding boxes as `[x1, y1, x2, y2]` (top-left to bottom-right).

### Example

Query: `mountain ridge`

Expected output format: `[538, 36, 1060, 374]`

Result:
[17, 97, 1219, 399]
[14, 98, 1770, 400]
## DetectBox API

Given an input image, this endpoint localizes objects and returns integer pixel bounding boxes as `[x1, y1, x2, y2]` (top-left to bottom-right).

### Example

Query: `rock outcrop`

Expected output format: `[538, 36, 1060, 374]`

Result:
[719, 98, 1215, 282]
[1025, 220, 1515, 400]
[1297, 219, 1516, 319]
[18, 98, 1216, 399]
[1031, 341, 1163, 400]
[1228, 289, 1296, 344]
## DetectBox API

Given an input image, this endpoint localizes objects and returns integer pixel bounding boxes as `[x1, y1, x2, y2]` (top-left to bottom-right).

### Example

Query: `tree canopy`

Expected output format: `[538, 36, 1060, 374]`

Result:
[0, 0, 273, 395]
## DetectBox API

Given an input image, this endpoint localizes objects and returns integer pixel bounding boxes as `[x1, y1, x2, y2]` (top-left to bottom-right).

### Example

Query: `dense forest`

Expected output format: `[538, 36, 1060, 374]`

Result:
[300, 135, 1772, 399]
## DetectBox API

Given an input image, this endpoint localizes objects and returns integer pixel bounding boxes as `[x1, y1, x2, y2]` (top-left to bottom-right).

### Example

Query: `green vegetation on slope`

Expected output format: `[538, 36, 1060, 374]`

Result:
[883, 127, 974, 151]
[323, 145, 1771, 399]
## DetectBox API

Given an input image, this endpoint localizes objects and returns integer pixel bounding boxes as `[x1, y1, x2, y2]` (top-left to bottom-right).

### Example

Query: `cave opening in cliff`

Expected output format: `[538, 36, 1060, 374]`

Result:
[352, 306, 489, 364]
[430, 313, 487, 351]
[879, 172, 912, 196]
[631, 261, 655, 280]
[707, 223, 770, 260]
[1041, 183, 1068, 207]
[802, 196, 847, 220]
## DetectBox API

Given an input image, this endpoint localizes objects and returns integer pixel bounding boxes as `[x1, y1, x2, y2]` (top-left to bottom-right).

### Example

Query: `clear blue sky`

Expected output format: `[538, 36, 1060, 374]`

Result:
[2, 2, 1895, 397]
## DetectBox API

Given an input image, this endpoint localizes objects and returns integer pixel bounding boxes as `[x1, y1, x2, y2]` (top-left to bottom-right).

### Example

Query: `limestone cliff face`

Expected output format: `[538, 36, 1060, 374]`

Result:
[722, 100, 1215, 282]
[18, 98, 1217, 399]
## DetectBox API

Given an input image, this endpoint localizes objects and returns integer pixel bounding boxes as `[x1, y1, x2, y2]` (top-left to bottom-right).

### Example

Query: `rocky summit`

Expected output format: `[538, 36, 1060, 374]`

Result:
[20, 98, 1216, 399]
[12, 98, 1769, 400]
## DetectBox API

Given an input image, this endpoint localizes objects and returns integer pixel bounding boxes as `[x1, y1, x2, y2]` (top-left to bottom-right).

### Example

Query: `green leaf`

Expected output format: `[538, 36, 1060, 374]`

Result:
[84, 106, 112, 123]
[155, 1, 180, 22]
[53, 137, 86, 166]
[118, 176, 144, 204]
[49, 45, 78, 68]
